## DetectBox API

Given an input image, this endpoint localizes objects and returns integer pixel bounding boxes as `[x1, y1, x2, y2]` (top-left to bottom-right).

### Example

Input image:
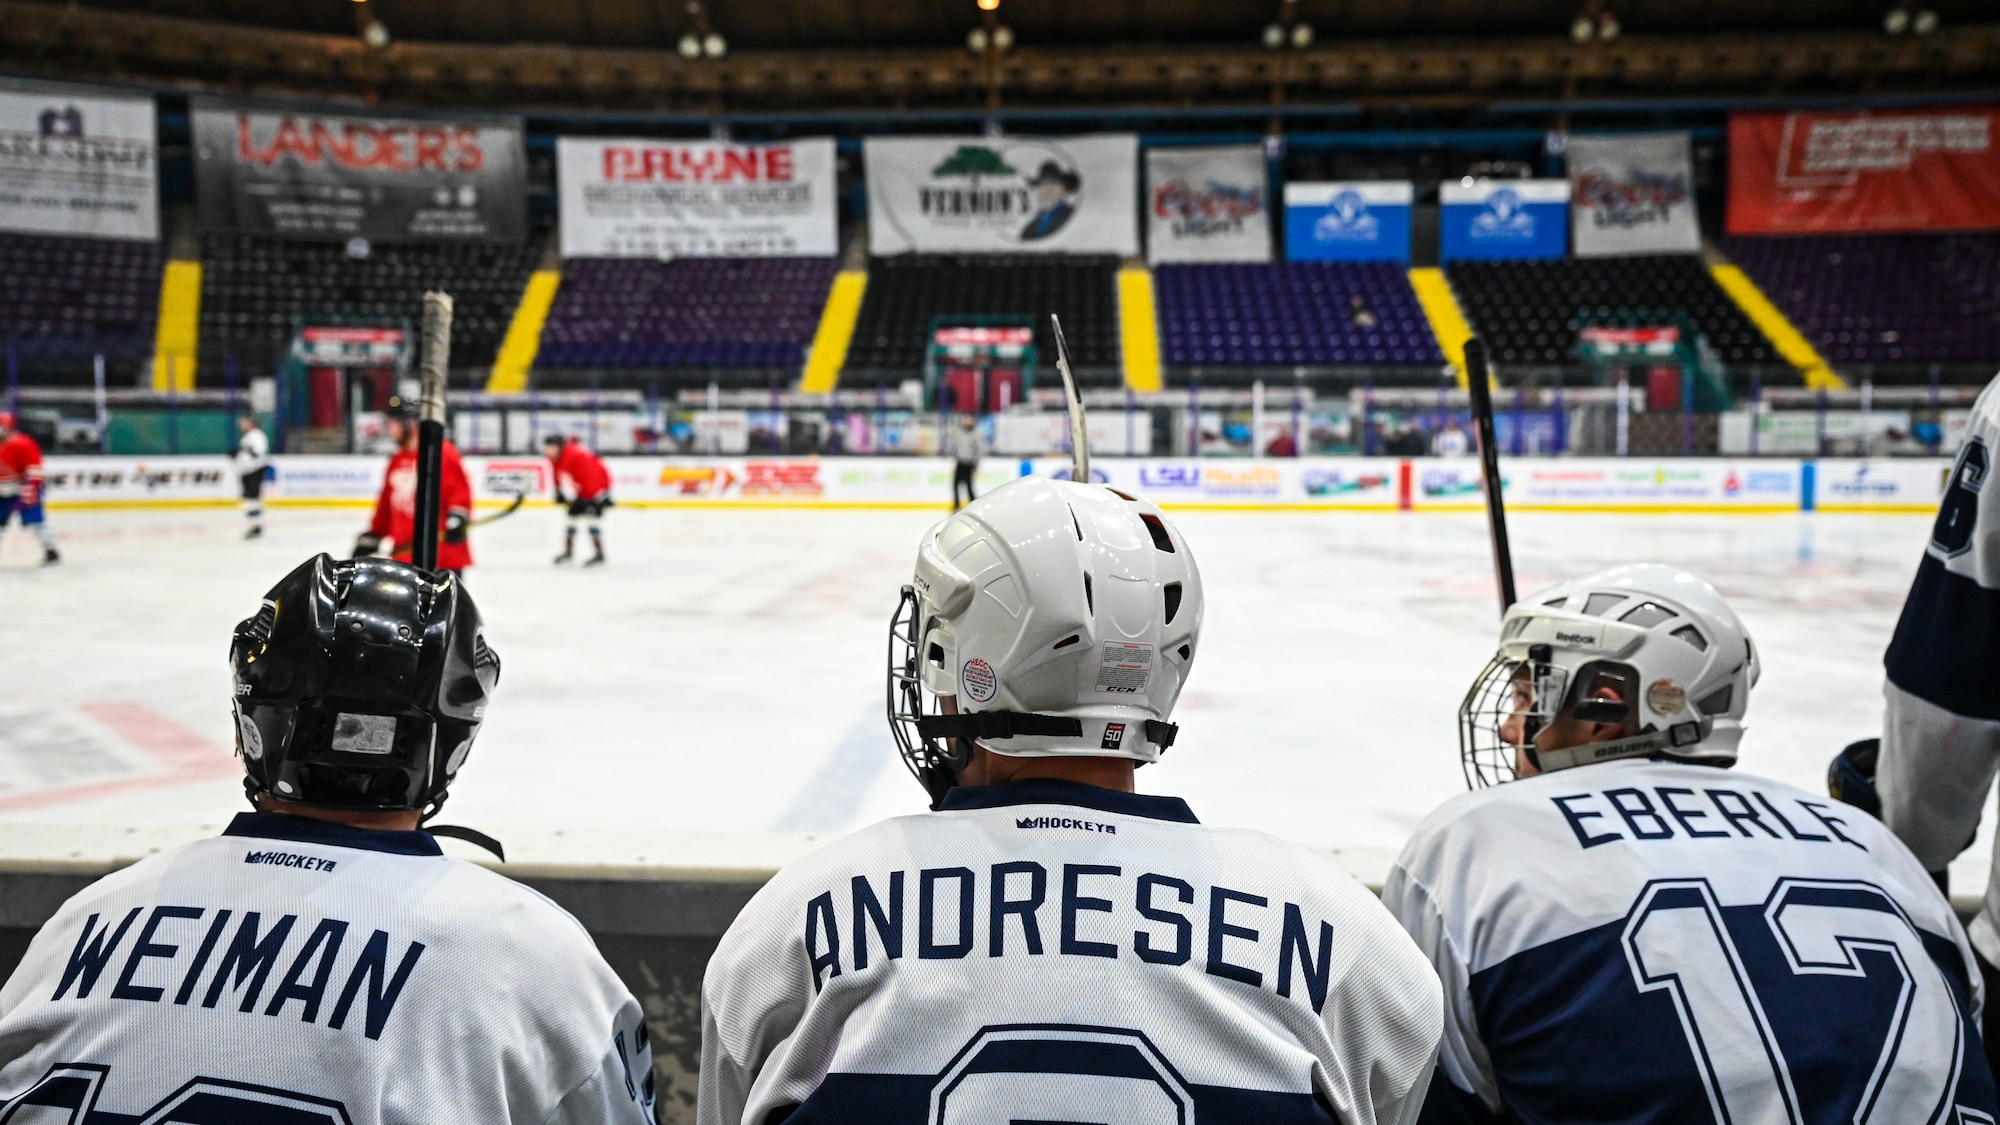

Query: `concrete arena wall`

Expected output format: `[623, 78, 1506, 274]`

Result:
[39, 454, 1953, 513]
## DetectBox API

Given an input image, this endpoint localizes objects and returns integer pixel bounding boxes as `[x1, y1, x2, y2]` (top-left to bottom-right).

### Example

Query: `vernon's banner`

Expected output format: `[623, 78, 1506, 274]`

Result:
[1144, 145, 1269, 263]
[1568, 132, 1699, 256]
[1283, 182, 1413, 262]
[192, 102, 526, 242]
[557, 137, 837, 259]
[1440, 179, 1569, 260]
[866, 135, 1138, 255]
[1728, 108, 2000, 234]
[0, 81, 157, 241]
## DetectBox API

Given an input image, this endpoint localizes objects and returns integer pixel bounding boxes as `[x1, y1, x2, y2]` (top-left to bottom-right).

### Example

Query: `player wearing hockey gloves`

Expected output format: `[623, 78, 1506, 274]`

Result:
[544, 433, 612, 566]
[234, 414, 270, 540]
[0, 554, 656, 1124]
[1387, 564, 1996, 1125]
[0, 411, 58, 565]
[354, 398, 472, 573]
[701, 476, 1445, 1125]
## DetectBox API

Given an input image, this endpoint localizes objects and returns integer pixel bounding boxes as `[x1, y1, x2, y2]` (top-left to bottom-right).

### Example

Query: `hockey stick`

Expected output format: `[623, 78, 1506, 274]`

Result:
[411, 291, 453, 574]
[1049, 313, 1089, 482]
[471, 491, 527, 527]
[1463, 336, 1517, 615]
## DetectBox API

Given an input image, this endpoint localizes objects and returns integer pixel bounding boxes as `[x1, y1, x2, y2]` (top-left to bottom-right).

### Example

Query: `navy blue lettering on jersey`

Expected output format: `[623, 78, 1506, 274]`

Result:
[3, 1063, 351, 1124]
[1549, 788, 1868, 852]
[1466, 882, 1997, 1125]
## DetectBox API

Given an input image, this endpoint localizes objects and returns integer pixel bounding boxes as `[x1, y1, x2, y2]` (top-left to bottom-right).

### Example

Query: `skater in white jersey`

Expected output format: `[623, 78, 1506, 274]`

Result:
[1386, 563, 1996, 1125]
[700, 474, 1444, 1125]
[0, 554, 655, 1125]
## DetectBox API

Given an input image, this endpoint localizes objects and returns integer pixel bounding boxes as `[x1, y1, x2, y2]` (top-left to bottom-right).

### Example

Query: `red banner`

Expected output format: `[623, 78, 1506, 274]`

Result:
[1727, 108, 2000, 234]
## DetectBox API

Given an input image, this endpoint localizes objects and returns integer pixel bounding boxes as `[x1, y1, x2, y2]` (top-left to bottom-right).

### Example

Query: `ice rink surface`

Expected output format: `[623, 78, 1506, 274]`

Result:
[1, 498, 1988, 884]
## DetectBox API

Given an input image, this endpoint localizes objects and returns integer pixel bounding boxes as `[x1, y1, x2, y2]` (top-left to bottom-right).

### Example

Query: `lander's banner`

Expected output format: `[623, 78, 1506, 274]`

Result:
[1568, 132, 1699, 256]
[1439, 179, 1569, 261]
[557, 137, 837, 259]
[866, 135, 1139, 255]
[192, 102, 527, 242]
[1728, 108, 2000, 234]
[1144, 145, 1270, 263]
[0, 82, 157, 241]
[1284, 182, 1413, 262]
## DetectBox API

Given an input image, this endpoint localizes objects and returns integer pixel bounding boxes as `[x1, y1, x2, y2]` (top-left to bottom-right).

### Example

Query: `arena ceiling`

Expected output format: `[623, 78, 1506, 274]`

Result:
[0, 0, 1993, 115]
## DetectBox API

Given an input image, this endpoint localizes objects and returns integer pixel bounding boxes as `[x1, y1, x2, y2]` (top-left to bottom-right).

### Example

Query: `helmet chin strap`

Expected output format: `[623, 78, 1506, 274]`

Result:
[1529, 716, 1713, 775]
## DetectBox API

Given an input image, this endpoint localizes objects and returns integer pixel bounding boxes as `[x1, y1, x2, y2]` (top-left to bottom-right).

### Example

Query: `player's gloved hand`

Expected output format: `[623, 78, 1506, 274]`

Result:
[353, 532, 382, 558]
[555, 492, 572, 507]
[444, 512, 468, 546]
[600, 495, 615, 508]
[17, 482, 37, 507]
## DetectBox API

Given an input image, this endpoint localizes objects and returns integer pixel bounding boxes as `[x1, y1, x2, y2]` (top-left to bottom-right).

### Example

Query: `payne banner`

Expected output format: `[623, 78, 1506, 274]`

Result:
[557, 137, 837, 258]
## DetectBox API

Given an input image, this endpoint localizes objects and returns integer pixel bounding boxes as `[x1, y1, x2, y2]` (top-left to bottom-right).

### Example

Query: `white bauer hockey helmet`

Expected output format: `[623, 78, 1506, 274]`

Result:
[889, 474, 1204, 807]
[1460, 562, 1759, 787]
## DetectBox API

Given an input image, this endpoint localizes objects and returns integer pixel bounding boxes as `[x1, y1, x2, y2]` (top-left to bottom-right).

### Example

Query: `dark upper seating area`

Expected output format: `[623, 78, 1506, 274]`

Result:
[198, 231, 546, 384]
[846, 255, 1120, 386]
[1724, 233, 2000, 378]
[1448, 256, 1784, 384]
[534, 257, 836, 389]
[1153, 262, 1441, 382]
[0, 234, 160, 384]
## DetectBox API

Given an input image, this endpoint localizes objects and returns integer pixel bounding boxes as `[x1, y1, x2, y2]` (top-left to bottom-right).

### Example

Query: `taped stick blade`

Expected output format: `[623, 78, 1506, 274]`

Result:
[1050, 313, 1089, 484]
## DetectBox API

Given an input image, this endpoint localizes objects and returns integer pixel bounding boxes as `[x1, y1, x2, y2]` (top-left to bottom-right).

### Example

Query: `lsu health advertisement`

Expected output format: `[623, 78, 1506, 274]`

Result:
[192, 101, 527, 242]
[865, 135, 1139, 256]
[1143, 145, 1271, 264]
[39, 456, 1946, 513]
[556, 137, 838, 259]
[0, 80, 157, 242]
[1727, 108, 2000, 235]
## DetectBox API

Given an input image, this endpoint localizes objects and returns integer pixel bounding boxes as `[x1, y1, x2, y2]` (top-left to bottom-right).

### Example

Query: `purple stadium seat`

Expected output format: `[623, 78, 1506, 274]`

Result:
[538, 257, 838, 378]
[1152, 262, 1444, 380]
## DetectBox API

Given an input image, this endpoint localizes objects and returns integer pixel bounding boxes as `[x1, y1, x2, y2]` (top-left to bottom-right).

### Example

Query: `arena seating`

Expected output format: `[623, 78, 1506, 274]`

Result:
[0, 233, 160, 385]
[1153, 262, 1442, 383]
[845, 255, 1120, 386]
[198, 230, 547, 384]
[533, 257, 837, 390]
[1447, 256, 1785, 384]
[1723, 233, 2000, 380]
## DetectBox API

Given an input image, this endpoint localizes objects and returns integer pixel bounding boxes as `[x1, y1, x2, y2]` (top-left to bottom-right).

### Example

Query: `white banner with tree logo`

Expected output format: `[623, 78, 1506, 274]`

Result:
[865, 135, 1138, 255]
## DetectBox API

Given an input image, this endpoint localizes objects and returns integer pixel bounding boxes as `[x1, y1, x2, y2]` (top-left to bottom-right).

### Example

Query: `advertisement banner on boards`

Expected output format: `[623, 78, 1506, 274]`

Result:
[0, 81, 157, 241]
[192, 101, 526, 242]
[556, 137, 837, 259]
[1727, 108, 2000, 234]
[866, 134, 1139, 255]
[1144, 145, 1270, 263]
[1568, 132, 1700, 257]
[1283, 182, 1413, 262]
[1439, 179, 1569, 260]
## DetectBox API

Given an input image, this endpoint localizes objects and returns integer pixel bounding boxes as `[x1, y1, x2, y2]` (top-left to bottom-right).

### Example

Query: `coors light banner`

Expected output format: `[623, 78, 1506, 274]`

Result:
[1728, 108, 2000, 234]
[866, 134, 1138, 256]
[557, 137, 837, 259]
[1567, 132, 1700, 257]
[0, 81, 157, 241]
[193, 101, 527, 242]
[1144, 145, 1270, 263]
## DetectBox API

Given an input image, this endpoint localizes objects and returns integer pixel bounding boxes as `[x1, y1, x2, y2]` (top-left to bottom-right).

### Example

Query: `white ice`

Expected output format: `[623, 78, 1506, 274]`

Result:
[0, 499, 1988, 891]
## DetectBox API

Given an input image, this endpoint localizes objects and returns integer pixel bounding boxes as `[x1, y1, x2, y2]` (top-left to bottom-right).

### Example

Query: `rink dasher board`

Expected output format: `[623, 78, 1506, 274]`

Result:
[35, 455, 1953, 513]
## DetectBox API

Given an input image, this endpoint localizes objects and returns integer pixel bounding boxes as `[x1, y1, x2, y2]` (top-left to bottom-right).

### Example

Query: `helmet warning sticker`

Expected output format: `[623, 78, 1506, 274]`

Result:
[962, 658, 998, 703]
[1097, 642, 1154, 694]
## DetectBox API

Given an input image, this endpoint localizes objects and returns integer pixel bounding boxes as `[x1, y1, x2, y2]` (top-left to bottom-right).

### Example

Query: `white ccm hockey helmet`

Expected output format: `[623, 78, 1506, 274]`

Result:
[1460, 562, 1759, 786]
[888, 475, 1205, 807]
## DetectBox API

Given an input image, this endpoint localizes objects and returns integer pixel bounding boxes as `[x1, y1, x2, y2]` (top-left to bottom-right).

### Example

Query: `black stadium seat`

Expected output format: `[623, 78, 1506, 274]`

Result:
[0, 233, 161, 387]
[846, 255, 1120, 387]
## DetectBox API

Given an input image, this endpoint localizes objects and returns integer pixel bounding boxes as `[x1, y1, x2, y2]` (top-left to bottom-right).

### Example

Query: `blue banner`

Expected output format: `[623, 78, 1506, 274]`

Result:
[1439, 179, 1570, 261]
[1283, 181, 1412, 262]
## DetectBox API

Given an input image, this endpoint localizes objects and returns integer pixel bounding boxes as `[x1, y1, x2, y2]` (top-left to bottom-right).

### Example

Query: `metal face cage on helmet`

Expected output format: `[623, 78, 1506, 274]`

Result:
[887, 475, 1203, 809]
[231, 553, 500, 817]
[1459, 563, 1757, 788]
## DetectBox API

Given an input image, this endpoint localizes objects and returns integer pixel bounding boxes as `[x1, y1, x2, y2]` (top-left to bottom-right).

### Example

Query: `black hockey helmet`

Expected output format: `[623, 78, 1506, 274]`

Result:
[382, 395, 418, 422]
[230, 553, 500, 815]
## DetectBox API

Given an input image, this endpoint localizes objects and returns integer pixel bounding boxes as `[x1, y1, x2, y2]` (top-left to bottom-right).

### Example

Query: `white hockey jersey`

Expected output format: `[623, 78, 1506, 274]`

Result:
[700, 779, 1444, 1125]
[1384, 759, 1996, 1125]
[234, 427, 269, 478]
[0, 812, 655, 1125]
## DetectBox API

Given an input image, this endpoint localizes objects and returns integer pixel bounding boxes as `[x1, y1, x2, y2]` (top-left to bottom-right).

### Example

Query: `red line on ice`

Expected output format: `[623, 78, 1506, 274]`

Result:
[0, 702, 236, 811]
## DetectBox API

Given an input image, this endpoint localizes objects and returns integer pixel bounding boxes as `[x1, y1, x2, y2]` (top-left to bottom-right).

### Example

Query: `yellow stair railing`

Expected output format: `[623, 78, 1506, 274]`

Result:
[486, 269, 562, 394]
[800, 270, 868, 393]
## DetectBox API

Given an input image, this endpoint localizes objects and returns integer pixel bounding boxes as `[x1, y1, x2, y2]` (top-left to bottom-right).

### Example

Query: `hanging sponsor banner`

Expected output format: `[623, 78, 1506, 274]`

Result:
[1283, 182, 1413, 262]
[1568, 133, 1699, 257]
[1439, 179, 1569, 261]
[0, 82, 157, 241]
[1144, 146, 1270, 263]
[192, 101, 526, 242]
[556, 137, 837, 259]
[866, 135, 1139, 255]
[1728, 108, 2000, 234]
